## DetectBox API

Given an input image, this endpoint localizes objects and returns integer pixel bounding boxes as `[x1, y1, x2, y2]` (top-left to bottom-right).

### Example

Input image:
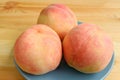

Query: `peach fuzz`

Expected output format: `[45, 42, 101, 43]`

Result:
[37, 4, 77, 40]
[63, 23, 113, 73]
[14, 24, 62, 75]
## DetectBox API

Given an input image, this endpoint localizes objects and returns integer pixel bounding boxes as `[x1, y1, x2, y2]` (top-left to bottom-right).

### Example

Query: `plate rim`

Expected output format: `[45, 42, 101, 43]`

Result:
[15, 53, 115, 80]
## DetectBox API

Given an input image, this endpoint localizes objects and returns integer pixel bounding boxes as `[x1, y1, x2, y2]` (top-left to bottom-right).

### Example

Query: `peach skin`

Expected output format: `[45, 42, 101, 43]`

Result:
[63, 23, 114, 73]
[14, 24, 62, 75]
[37, 4, 77, 40]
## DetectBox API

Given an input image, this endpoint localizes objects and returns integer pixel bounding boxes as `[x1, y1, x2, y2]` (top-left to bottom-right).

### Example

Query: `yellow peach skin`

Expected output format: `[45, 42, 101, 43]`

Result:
[37, 4, 77, 40]
[63, 23, 113, 73]
[14, 24, 62, 75]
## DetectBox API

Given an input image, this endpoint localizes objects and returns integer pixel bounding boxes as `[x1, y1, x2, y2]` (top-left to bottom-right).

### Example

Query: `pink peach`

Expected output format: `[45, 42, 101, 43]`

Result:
[63, 23, 113, 73]
[14, 24, 62, 75]
[37, 4, 77, 40]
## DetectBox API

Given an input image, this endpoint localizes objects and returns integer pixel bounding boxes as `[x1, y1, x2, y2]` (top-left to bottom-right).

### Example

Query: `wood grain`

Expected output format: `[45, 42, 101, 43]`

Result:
[0, 0, 120, 80]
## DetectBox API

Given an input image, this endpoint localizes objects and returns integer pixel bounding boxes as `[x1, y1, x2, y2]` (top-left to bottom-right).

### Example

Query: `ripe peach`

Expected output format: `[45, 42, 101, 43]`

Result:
[63, 23, 113, 73]
[37, 4, 77, 40]
[14, 24, 62, 75]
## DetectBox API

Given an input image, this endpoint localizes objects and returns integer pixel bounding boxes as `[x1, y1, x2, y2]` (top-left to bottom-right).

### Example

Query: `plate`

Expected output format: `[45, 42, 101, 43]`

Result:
[15, 53, 114, 80]
[15, 22, 114, 80]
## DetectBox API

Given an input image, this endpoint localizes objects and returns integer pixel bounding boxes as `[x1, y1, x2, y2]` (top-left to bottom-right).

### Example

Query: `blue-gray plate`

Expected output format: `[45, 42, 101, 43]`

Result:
[15, 22, 114, 80]
[15, 53, 114, 80]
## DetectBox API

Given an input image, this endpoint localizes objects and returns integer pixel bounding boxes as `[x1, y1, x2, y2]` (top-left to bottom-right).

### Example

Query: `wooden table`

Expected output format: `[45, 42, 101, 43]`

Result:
[0, 0, 120, 80]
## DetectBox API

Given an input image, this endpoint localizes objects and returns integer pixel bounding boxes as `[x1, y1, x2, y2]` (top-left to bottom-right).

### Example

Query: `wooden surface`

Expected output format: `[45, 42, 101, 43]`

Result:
[0, 0, 120, 80]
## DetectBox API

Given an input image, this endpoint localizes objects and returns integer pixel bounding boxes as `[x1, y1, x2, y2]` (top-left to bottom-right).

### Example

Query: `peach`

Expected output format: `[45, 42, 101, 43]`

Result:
[37, 4, 77, 40]
[63, 23, 113, 73]
[14, 24, 62, 75]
